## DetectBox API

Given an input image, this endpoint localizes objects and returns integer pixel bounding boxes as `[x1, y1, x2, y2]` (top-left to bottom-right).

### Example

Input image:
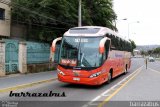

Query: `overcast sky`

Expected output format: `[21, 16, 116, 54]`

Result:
[113, 0, 160, 45]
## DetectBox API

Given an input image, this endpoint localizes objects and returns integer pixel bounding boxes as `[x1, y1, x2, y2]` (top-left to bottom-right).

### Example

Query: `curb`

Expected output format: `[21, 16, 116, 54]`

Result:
[0, 78, 57, 93]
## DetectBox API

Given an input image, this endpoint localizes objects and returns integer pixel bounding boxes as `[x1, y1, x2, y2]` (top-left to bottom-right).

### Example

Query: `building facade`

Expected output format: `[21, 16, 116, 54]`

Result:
[0, 0, 11, 38]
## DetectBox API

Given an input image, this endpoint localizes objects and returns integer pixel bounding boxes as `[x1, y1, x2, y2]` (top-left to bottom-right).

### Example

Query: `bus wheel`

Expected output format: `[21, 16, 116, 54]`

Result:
[107, 72, 111, 84]
[124, 65, 128, 75]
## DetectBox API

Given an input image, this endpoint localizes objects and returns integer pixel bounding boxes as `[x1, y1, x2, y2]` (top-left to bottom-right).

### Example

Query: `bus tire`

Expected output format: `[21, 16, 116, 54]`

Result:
[107, 71, 112, 84]
[124, 65, 128, 75]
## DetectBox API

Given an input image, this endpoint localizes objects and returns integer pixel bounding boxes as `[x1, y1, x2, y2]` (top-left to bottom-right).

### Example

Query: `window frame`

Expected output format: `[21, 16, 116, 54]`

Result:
[0, 8, 5, 20]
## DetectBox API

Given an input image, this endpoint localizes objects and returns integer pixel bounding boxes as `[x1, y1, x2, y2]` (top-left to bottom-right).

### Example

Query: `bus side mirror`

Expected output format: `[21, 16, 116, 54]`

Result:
[99, 37, 110, 54]
[52, 37, 62, 52]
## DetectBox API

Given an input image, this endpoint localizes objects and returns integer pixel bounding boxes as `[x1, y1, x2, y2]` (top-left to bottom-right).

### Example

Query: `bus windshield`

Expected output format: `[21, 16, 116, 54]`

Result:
[59, 36, 103, 68]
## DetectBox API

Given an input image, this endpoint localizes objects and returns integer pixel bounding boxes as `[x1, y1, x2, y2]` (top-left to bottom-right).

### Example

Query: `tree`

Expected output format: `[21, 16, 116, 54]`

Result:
[129, 39, 136, 56]
[141, 50, 147, 56]
[129, 39, 136, 52]
[153, 47, 160, 54]
[11, 0, 117, 42]
[84, 0, 117, 29]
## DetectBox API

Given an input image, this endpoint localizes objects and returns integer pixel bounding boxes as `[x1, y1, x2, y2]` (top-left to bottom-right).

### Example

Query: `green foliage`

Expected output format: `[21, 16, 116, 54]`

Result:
[153, 47, 160, 54]
[141, 47, 160, 57]
[11, 0, 117, 42]
[141, 50, 148, 56]
[83, 0, 117, 29]
[129, 39, 136, 52]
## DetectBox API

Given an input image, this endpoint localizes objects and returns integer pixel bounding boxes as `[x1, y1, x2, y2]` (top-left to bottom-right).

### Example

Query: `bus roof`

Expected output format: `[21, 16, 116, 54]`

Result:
[64, 26, 130, 42]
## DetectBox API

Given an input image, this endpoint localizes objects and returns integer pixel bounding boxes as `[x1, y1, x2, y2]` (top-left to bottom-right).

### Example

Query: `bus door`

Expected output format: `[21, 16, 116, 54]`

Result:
[99, 37, 111, 77]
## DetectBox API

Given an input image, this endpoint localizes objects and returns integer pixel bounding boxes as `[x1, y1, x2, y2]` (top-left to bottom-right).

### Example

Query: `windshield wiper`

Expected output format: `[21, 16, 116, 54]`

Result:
[80, 53, 85, 67]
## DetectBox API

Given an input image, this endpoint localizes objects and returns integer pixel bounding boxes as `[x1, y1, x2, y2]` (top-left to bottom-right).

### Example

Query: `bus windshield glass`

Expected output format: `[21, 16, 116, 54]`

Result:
[59, 36, 103, 68]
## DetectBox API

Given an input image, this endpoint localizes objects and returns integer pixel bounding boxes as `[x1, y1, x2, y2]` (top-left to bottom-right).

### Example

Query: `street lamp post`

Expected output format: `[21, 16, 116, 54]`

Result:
[128, 21, 140, 40]
[115, 18, 127, 30]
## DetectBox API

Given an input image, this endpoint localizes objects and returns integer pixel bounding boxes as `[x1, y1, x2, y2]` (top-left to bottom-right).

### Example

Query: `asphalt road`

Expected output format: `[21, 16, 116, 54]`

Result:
[97, 59, 160, 107]
[1, 58, 159, 107]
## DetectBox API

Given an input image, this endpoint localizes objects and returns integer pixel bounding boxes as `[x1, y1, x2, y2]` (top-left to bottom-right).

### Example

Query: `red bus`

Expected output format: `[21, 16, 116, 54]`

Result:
[52, 26, 132, 85]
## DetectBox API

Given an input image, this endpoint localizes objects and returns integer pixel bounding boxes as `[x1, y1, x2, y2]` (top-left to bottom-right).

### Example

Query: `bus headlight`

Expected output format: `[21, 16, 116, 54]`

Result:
[57, 69, 65, 76]
[89, 72, 101, 78]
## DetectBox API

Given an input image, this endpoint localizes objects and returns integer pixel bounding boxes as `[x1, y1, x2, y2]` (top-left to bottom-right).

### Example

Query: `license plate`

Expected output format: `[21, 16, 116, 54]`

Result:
[73, 77, 80, 81]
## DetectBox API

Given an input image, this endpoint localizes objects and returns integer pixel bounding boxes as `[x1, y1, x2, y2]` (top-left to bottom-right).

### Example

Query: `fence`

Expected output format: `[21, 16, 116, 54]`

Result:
[26, 42, 50, 64]
[0, 39, 53, 76]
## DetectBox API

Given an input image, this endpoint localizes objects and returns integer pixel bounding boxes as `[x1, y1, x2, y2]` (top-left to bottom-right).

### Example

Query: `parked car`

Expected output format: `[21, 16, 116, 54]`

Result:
[148, 57, 155, 62]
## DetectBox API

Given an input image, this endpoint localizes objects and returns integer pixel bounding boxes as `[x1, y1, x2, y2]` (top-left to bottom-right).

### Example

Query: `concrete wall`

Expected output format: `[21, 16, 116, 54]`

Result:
[27, 63, 54, 73]
[0, 40, 5, 76]
[19, 42, 27, 73]
[0, 2, 11, 37]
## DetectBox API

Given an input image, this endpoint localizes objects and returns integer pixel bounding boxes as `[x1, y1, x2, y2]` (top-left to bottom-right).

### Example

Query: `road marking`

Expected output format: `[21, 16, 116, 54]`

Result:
[149, 68, 160, 75]
[98, 67, 142, 107]
[82, 66, 143, 107]
[0, 78, 57, 93]
[102, 94, 111, 97]
[91, 96, 101, 102]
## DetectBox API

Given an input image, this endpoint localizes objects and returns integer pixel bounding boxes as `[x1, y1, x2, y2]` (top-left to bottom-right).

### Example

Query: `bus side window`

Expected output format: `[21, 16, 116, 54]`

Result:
[105, 40, 111, 59]
[102, 40, 110, 63]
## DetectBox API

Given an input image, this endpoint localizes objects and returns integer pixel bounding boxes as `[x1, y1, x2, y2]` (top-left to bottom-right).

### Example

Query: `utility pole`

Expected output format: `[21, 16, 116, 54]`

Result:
[78, 0, 82, 27]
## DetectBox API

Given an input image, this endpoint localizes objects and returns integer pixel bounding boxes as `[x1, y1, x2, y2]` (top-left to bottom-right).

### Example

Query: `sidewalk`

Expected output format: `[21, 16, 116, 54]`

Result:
[0, 71, 57, 90]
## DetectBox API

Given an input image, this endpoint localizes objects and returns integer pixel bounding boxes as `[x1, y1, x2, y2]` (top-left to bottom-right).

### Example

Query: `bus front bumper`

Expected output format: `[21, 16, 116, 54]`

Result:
[58, 74, 105, 85]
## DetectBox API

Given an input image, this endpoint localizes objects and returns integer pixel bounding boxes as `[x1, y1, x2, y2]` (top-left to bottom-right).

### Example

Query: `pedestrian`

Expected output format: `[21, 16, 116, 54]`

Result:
[145, 58, 148, 69]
